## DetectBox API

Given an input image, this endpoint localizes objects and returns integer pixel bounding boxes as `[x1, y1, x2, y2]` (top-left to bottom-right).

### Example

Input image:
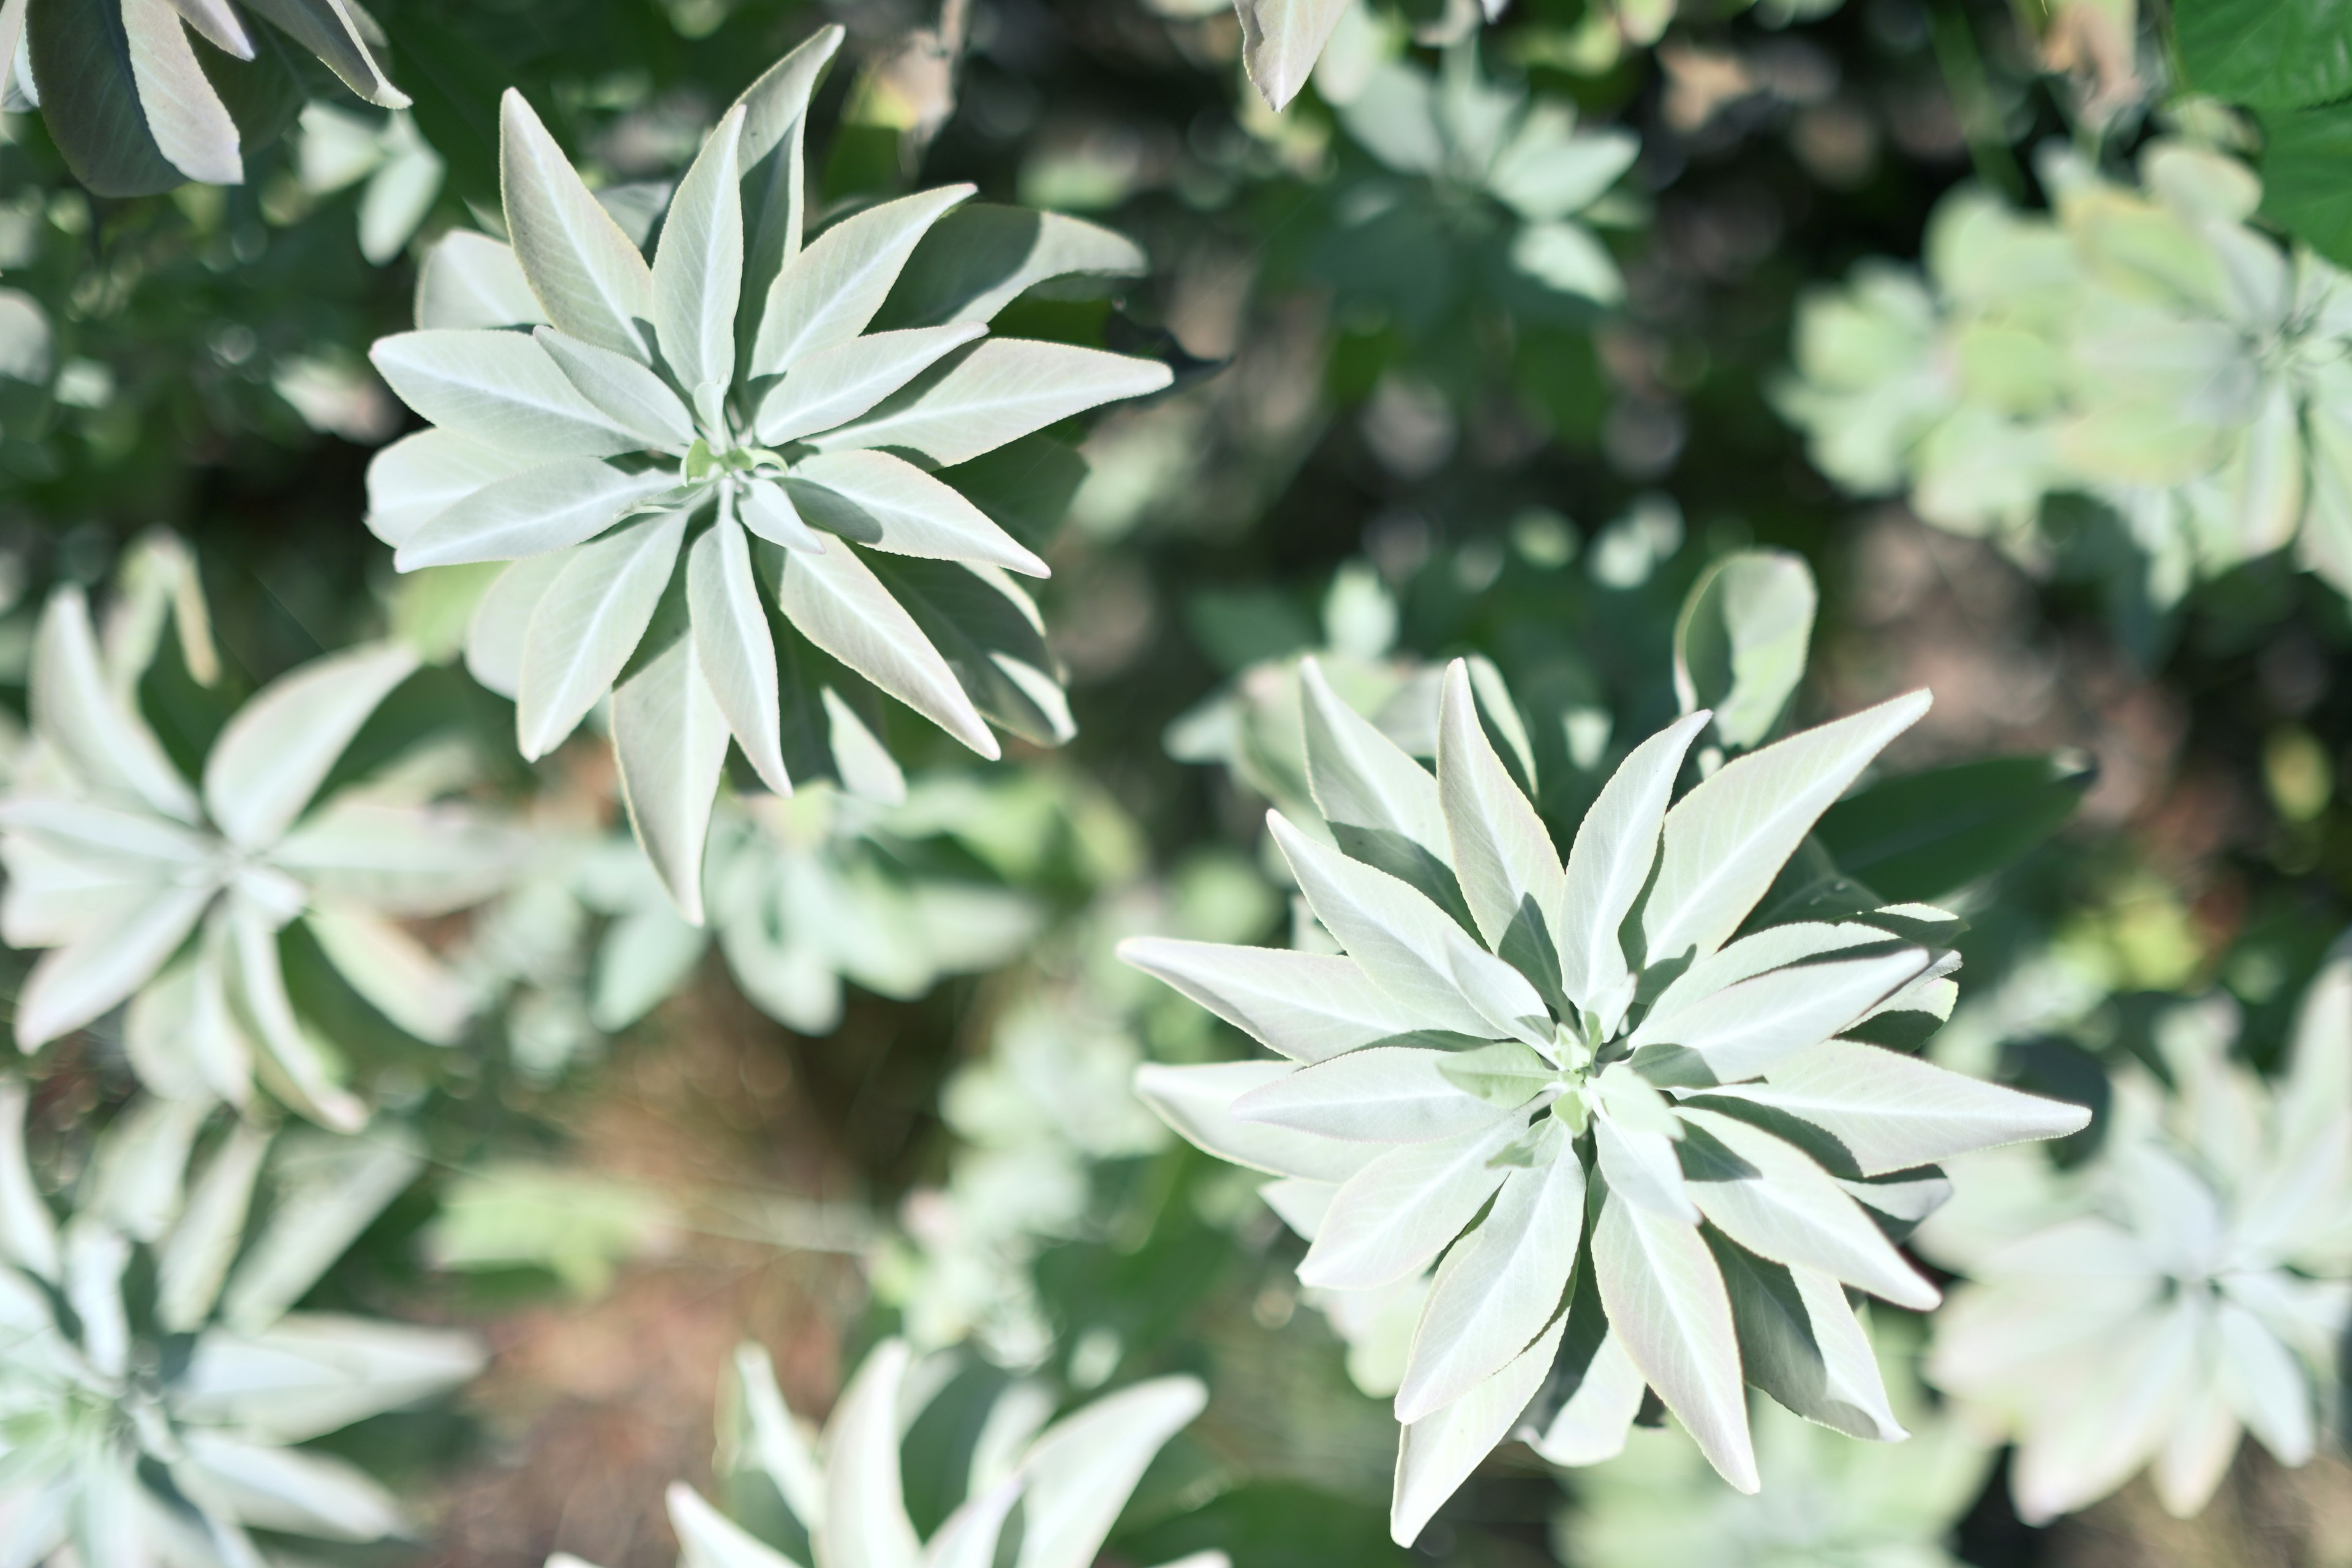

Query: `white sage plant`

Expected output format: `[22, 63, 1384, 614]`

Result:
[1920, 944, 2352, 1524]
[0, 0, 406, 197]
[556, 1336, 1216, 1568]
[0, 1082, 484, 1562]
[365, 24, 1172, 920]
[0, 579, 519, 1129]
[1125, 658, 2089, 1544]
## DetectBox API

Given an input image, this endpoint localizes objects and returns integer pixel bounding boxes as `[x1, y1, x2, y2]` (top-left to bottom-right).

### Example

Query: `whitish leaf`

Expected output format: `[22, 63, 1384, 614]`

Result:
[179, 1314, 484, 1442]
[1015, 1376, 1208, 1568]
[228, 897, 369, 1133]
[1488, 113, 1638, 222]
[592, 903, 707, 1030]
[1237, 0, 1353, 111]
[123, 0, 243, 184]
[1707, 1236, 1907, 1441]
[1704, 1039, 2090, 1177]
[157, 1121, 268, 1332]
[1391, 1311, 1566, 1547]
[2217, 1301, 2312, 1464]
[723, 1342, 826, 1532]
[364, 431, 539, 548]
[0, 1079, 59, 1279]
[15, 883, 213, 1049]
[1526, 1330, 1645, 1466]
[1593, 1101, 1696, 1223]
[757, 324, 984, 445]
[166, 0, 252, 58]
[742, 475, 827, 553]
[370, 330, 641, 457]
[669, 1483, 805, 1568]
[861, 557, 1071, 748]
[2280, 932, 2352, 1153]
[925, 1479, 1022, 1568]
[203, 642, 418, 850]
[1232, 1044, 1533, 1144]
[1298, 657, 1458, 917]
[88, 1093, 206, 1241]
[415, 232, 546, 330]
[1591, 1192, 1757, 1491]
[500, 90, 653, 359]
[878, 205, 1150, 329]
[614, 627, 732, 924]
[306, 902, 478, 1045]
[31, 587, 200, 822]
[815, 340, 1172, 468]
[1556, 712, 1709, 1028]
[127, 938, 254, 1109]
[2010, 1294, 2202, 1524]
[1397, 1136, 1585, 1423]
[535, 328, 696, 451]
[0, 797, 211, 876]
[1134, 1061, 1382, 1183]
[1673, 549, 1817, 753]
[1629, 946, 1931, 1082]
[1678, 1109, 1938, 1310]
[221, 1131, 422, 1330]
[24, 0, 179, 195]
[653, 107, 744, 399]
[1640, 691, 1932, 969]
[821, 1339, 925, 1568]
[775, 538, 995, 755]
[517, 511, 686, 758]
[1267, 812, 1548, 1048]
[1115, 938, 1428, 1063]
[271, 799, 522, 918]
[176, 1431, 405, 1540]
[466, 553, 570, 699]
[1438, 659, 1565, 960]
[239, 0, 404, 107]
[688, 513, 791, 792]
[752, 185, 974, 376]
[1299, 1114, 1529, 1289]
[787, 450, 1046, 575]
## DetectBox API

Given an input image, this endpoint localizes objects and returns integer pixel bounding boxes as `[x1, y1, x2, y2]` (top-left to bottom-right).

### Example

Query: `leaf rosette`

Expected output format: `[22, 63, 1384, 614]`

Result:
[0, 1084, 483, 1561]
[0, 559, 521, 1129]
[1123, 658, 2089, 1544]
[365, 26, 1172, 920]
[1920, 952, 2352, 1524]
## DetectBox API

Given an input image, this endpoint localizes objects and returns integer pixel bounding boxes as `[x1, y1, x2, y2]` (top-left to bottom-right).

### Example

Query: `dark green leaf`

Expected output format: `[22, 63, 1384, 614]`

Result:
[27, 0, 183, 197]
[2260, 100, 2352, 266]
[1813, 752, 2094, 903]
[2174, 0, 2352, 110]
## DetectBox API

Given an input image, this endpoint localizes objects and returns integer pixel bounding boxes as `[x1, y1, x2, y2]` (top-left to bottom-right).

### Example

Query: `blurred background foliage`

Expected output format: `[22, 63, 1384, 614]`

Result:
[1, 0, 2350, 1564]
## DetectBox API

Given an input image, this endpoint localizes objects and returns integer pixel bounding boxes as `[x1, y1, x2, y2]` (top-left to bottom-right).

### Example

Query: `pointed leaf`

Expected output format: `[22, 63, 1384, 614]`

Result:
[156, 1121, 268, 1332]
[25, 0, 189, 195]
[32, 586, 201, 822]
[775, 538, 996, 755]
[752, 185, 974, 376]
[203, 642, 418, 850]
[1673, 550, 1817, 753]
[535, 327, 696, 450]
[1556, 712, 1709, 1026]
[1640, 691, 1932, 969]
[176, 1431, 405, 1540]
[787, 450, 1046, 575]
[654, 107, 744, 398]
[742, 475, 827, 552]
[1115, 938, 1428, 1063]
[688, 512, 791, 793]
[364, 430, 540, 548]
[1591, 1193, 1757, 1491]
[1133, 1061, 1381, 1183]
[1629, 945, 1932, 1082]
[500, 89, 653, 359]
[671, 1483, 806, 1568]
[371, 330, 642, 457]
[415, 232, 547, 330]
[1298, 1113, 1529, 1289]
[237, 0, 404, 106]
[1015, 1376, 1207, 1568]
[306, 902, 478, 1045]
[820, 1340, 924, 1568]
[1396, 1140, 1585, 1423]
[1390, 1310, 1566, 1547]
[812, 339, 1172, 467]
[758, 324, 984, 445]
[1438, 658, 1565, 959]
[1237, 0, 1353, 111]
[1705, 1236, 1907, 1441]
[225, 900, 367, 1133]
[0, 1079, 59, 1280]
[876, 205, 1150, 330]
[517, 510, 685, 758]
[613, 628, 731, 925]
[1232, 1043, 1534, 1144]
[1593, 1101, 1697, 1223]
[15, 884, 213, 1050]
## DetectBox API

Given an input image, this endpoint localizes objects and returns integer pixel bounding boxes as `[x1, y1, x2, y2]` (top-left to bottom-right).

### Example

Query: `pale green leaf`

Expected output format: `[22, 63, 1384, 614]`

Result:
[811, 339, 1172, 468]
[756, 325, 984, 446]
[203, 642, 418, 850]
[1438, 658, 1564, 961]
[1300, 655, 1458, 908]
[877, 205, 1150, 330]
[270, 798, 523, 918]
[753, 185, 974, 377]
[31, 586, 201, 823]
[306, 901, 478, 1045]
[1628, 946, 1932, 1082]
[516, 510, 686, 758]
[415, 232, 548, 330]
[819, 1338, 924, 1568]
[1590, 1192, 1758, 1492]
[1390, 1310, 1566, 1547]
[156, 1120, 268, 1332]
[1396, 1136, 1584, 1423]
[688, 512, 791, 793]
[220, 1129, 423, 1330]
[653, 107, 744, 400]
[669, 1483, 806, 1568]
[364, 430, 540, 548]
[1297, 1112, 1529, 1289]
[775, 538, 995, 755]
[1114, 938, 1427, 1063]
[1232, 1044, 1531, 1144]
[1673, 549, 1817, 753]
[123, 0, 242, 185]
[178, 1313, 484, 1442]
[612, 628, 731, 924]
[742, 475, 827, 553]
[88, 1092, 206, 1241]
[1556, 712, 1709, 1030]
[1237, 0, 1354, 111]
[225, 899, 368, 1133]
[535, 328, 696, 451]
[787, 450, 1046, 575]
[1132, 1061, 1381, 1182]
[239, 0, 404, 106]
[466, 552, 571, 699]
[1640, 690, 1932, 970]
[1014, 1376, 1208, 1568]
[0, 1079, 58, 1281]
[499, 89, 654, 360]
[1594, 1099, 1697, 1223]
[175, 1432, 406, 1541]
[370, 330, 642, 458]
[15, 883, 213, 1049]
